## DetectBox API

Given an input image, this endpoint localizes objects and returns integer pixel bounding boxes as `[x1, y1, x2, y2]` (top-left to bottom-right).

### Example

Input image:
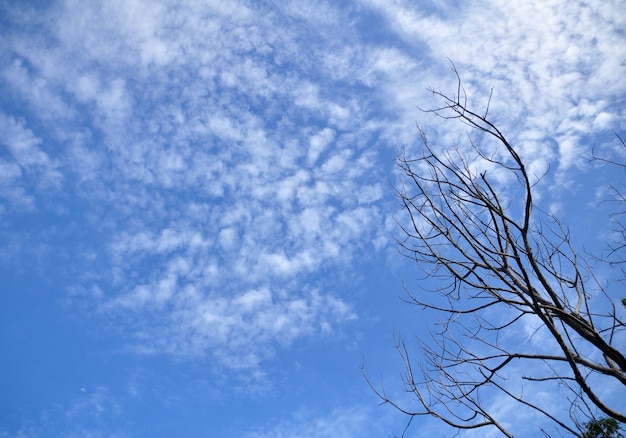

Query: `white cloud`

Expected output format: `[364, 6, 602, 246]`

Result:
[0, 114, 61, 181]
[0, 113, 62, 212]
[126, 285, 358, 369]
[362, 0, 626, 188]
[308, 128, 335, 165]
[243, 404, 393, 438]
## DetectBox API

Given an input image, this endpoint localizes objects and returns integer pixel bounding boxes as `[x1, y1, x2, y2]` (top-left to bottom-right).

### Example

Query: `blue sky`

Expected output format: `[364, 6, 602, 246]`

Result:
[1, 0, 625, 437]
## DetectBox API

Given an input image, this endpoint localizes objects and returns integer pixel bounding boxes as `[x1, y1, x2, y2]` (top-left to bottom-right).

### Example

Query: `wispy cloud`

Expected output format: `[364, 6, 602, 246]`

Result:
[1, 0, 392, 375]
[242, 403, 396, 438]
[0, 113, 62, 212]
[363, 0, 626, 186]
[0, 386, 128, 438]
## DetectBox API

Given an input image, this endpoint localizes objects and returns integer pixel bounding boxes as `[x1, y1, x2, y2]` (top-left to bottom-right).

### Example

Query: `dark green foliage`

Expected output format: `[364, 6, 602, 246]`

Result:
[583, 418, 623, 438]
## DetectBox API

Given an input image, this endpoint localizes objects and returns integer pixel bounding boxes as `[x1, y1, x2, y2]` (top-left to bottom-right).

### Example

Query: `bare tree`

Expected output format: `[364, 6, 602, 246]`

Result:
[365, 70, 626, 437]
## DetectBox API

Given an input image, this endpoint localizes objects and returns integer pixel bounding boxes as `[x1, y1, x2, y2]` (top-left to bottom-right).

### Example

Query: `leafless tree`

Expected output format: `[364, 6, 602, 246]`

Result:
[365, 69, 626, 437]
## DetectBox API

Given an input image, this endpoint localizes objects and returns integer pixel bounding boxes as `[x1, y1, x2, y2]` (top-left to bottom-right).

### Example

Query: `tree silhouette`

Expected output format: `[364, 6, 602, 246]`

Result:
[366, 68, 625, 437]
